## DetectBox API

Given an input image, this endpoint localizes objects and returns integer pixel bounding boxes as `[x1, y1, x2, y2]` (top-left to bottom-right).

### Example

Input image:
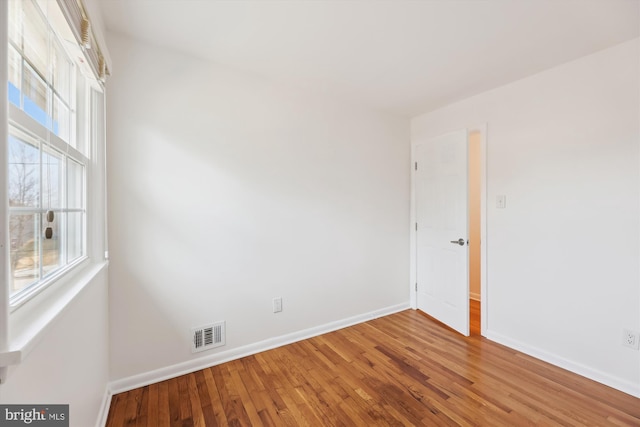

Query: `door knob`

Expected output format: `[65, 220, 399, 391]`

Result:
[450, 238, 465, 246]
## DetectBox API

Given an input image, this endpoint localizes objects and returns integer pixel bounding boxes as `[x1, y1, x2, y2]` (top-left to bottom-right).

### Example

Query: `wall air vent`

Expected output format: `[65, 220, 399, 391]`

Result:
[191, 321, 225, 353]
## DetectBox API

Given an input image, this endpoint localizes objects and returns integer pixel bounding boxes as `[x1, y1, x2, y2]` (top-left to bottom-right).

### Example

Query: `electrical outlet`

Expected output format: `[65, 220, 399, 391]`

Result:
[273, 297, 283, 313]
[622, 329, 640, 350]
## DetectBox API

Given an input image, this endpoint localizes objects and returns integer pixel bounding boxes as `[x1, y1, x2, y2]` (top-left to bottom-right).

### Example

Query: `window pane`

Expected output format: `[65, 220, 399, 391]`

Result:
[23, 62, 49, 127]
[67, 159, 84, 209]
[8, 0, 21, 47]
[8, 132, 40, 209]
[53, 39, 71, 103]
[10, 213, 40, 296]
[42, 148, 63, 210]
[53, 94, 70, 141]
[42, 211, 62, 276]
[8, 46, 21, 107]
[22, 0, 49, 79]
[67, 212, 83, 262]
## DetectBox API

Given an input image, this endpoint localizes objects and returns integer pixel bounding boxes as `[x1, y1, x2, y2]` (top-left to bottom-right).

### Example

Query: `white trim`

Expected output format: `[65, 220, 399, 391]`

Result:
[9, 257, 89, 311]
[109, 302, 410, 394]
[88, 88, 107, 262]
[0, 0, 10, 384]
[485, 330, 640, 398]
[1, 261, 107, 374]
[409, 144, 417, 309]
[95, 386, 112, 427]
[0, 350, 21, 367]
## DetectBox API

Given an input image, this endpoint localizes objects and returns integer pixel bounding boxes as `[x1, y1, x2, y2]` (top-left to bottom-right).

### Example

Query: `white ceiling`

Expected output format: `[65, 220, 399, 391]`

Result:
[99, 0, 639, 117]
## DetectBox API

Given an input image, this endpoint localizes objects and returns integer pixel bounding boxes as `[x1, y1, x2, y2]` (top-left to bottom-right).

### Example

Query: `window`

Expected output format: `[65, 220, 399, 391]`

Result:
[6, 0, 104, 305]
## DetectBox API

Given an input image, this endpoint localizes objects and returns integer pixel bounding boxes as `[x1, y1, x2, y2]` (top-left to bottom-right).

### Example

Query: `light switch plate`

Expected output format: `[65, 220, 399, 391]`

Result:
[496, 195, 506, 209]
[273, 297, 283, 313]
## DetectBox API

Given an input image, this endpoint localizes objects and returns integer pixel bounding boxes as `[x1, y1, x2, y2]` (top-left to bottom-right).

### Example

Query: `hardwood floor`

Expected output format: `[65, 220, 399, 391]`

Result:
[106, 310, 640, 426]
[470, 299, 480, 336]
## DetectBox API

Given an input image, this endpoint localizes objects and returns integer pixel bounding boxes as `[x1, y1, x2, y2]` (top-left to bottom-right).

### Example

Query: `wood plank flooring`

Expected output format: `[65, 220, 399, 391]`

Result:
[470, 299, 480, 336]
[106, 309, 640, 426]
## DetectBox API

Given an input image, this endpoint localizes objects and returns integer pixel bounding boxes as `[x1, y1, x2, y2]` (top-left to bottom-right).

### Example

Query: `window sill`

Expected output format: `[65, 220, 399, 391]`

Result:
[9, 256, 91, 312]
[1, 260, 108, 369]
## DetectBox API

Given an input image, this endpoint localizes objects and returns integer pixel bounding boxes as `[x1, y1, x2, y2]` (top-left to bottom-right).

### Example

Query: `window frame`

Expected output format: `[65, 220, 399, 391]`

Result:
[6, 0, 105, 310]
[8, 106, 89, 308]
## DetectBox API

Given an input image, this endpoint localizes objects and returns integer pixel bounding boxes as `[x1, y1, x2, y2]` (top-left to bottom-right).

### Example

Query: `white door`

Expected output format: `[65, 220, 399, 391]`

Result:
[415, 130, 469, 336]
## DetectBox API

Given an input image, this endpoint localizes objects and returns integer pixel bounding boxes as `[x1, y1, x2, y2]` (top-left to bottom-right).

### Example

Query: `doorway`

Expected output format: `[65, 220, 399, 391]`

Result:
[412, 125, 486, 337]
[468, 129, 482, 335]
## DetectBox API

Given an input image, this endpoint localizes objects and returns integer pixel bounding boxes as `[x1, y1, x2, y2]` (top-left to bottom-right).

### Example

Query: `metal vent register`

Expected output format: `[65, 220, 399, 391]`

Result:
[191, 322, 225, 353]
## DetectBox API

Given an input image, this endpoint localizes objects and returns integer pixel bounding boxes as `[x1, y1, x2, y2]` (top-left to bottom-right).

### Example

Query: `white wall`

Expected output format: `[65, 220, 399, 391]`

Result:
[0, 270, 110, 427]
[106, 33, 410, 382]
[412, 39, 640, 396]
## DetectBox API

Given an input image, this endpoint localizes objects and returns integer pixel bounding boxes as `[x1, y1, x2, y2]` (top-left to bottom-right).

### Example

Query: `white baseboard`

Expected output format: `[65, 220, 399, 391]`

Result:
[469, 292, 481, 301]
[109, 302, 410, 395]
[485, 330, 640, 398]
[96, 386, 112, 427]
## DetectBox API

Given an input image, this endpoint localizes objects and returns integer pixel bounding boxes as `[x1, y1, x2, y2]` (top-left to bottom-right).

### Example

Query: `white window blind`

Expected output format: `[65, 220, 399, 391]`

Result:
[56, 0, 109, 81]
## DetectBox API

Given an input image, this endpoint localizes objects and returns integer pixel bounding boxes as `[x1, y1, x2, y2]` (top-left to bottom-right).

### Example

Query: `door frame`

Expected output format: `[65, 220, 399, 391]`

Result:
[410, 124, 488, 336]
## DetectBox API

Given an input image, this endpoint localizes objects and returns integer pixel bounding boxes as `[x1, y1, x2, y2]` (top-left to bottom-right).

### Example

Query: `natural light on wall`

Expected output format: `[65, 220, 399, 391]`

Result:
[6, 0, 107, 306]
